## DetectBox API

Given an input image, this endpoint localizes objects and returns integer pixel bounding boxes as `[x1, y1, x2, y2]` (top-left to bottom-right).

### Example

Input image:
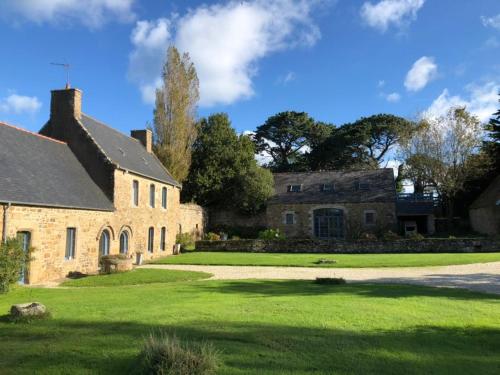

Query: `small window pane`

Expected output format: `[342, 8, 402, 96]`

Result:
[66, 228, 76, 259]
[160, 227, 166, 251]
[322, 183, 334, 192]
[288, 185, 301, 192]
[99, 230, 110, 256]
[365, 212, 375, 225]
[150, 185, 155, 207]
[132, 180, 139, 206]
[148, 227, 154, 253]
[285, 213, 294, 225]
[162, 187, 167, 209]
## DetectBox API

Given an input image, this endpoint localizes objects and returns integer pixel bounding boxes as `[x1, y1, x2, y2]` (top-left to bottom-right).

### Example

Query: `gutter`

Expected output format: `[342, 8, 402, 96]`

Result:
[2, 202, 10, 243]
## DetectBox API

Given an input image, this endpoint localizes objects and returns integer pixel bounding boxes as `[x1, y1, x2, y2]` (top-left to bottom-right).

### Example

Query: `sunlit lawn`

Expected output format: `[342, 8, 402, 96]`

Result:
[151, 251, 500, 268]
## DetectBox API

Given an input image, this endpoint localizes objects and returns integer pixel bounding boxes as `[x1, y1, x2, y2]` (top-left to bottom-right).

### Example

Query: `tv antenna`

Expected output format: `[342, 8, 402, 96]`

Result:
[50, 62, 71, 89]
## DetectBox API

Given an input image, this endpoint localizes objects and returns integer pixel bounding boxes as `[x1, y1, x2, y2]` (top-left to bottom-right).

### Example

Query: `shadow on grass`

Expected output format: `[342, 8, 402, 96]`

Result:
[0, 318, 499, 374]
[196, 279, 500, 300]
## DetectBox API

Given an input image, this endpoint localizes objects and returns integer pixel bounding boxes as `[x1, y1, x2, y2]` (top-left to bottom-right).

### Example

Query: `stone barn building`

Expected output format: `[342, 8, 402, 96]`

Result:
[0, 87, 204, 284]
[267, 169, 398, 239]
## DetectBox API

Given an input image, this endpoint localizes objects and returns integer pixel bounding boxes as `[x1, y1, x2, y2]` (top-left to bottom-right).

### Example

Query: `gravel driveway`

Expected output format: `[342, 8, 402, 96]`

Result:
[141, 262, 500, 295]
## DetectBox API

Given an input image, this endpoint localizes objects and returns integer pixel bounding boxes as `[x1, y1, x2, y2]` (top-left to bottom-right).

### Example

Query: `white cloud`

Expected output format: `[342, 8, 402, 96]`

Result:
[404, 56, 437, 92]
[425, 81, 499, 122]
[481, 14, 500, 30]
[385, 92, 401, 102]
[0, 94, 42, 114]
[129, 0, 322, 106]
[360, 0, 425, 32]
[377, 80, 386, 88]
[0, 0, 135, 28]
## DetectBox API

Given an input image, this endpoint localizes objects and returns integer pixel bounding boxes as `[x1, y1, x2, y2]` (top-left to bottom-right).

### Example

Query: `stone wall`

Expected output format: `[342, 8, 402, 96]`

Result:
[196, 238, 500, 253]
[266, 202, 397, 239]
[179, 203, 207, 240]
[470, 207, 500, 236]
[209, 209, 267, 229]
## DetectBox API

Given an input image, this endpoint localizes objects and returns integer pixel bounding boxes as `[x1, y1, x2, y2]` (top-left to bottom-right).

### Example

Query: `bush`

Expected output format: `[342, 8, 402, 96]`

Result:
[406, 232, 425, 240]
[140, 332, 220, 375]
[0, 238, 30, 293]
[176, 232, 195, 251]
[358, 232, 378, 241]
[381, 230, 401, 241]
[314, 277, 346, 285]
[203, 232, 221, 241]
[229, 235, 240, 240]
[208, 225, 266, 239]
[258, 229, 285, 240]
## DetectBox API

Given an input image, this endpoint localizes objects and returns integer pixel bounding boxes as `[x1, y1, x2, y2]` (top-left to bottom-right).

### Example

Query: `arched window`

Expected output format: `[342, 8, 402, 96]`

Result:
[99, 229, 110, 256]
[160, 227, 166, 251]
[119, 231, 129, 254]
[313, 208, 344, 239]
[148, 227, 154, 253]
[149, 184, 155, 207]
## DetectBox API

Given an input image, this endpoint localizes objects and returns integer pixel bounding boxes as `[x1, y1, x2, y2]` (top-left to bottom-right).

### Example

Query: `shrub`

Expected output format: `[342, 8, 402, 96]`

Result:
[406, 232, 425, 240]
[381, 230, 401, 241]
[358, 232, 378, 241]
[140, 332, 220, 375]
[176, 232, 195, 251]
[314, 277, 346, 285]
[229, 235, 240, 240]
[258, 228, 285, 240]
[0, 238, 30, 294]
[203, 232, 221, 241]
[208, 225, 267, 239]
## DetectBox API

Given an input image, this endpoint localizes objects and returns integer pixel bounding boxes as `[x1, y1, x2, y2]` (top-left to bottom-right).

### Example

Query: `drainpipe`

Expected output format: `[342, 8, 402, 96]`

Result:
[2, 203, 10, 243]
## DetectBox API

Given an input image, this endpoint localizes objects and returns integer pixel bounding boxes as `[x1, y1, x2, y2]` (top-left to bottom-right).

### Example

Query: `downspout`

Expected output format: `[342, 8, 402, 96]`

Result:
[2, 203, 10, 243]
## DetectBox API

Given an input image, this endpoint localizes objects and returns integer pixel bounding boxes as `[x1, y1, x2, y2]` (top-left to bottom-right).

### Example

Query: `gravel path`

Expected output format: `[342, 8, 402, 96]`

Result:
[140, 262, 500, 295]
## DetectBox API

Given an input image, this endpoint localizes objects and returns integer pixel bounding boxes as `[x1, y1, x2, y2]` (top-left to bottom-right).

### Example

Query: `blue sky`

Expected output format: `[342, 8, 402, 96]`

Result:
[0, 0, 499, 136]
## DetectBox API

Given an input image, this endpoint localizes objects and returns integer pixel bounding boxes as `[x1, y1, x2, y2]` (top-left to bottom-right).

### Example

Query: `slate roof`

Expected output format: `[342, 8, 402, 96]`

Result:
[0, 122, 114, 211]
[79, 114, 179, 186]
[269, 169, 396, 205]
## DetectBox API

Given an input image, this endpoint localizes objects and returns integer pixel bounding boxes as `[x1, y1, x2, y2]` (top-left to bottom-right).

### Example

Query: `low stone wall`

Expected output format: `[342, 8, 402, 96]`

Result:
[195, 238, 500, 253]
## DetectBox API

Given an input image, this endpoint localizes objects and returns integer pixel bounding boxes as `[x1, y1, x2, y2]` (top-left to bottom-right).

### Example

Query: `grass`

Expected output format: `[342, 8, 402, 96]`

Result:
[61, 269, 211, 287]
[0, 270, 499, 374]
[151, 251, 500, 268]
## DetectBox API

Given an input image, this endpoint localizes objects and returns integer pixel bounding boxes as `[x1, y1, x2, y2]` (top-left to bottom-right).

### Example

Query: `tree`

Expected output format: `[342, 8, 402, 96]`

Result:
[400, 107, 489, 218]
[153, 46, 199, 182]
[254, 111, 315, 172]
[484, 92, 500, 167]
[183, 113, 274, 213]
[308, 114, 414, 170]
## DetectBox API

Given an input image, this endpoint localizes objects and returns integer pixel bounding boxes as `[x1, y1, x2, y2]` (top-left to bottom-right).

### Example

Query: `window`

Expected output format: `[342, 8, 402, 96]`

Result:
[99, 229, 110, 256]
[364, 211, 376, 226]
[119, 231, 129, 254]
[313, 208, 344, 239]
[160, 227, 166, 251]
[149, 184, 155, 207]
[148, 227, 154, 253]
[287, 184, 302, 192]
[322, 183, 334, 192]
[132, 180, 139, 206]
[357, 182, 370, 190]
[66, 228, 76, 259]
[162, 187, 167, 209]
[17, 231, 31, 284]
[285, 212, 295, 225]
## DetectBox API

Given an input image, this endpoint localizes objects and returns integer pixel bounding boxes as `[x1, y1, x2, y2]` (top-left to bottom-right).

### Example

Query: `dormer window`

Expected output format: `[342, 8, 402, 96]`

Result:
[287, 184, 302, 192]
[321, 183, 334, 192]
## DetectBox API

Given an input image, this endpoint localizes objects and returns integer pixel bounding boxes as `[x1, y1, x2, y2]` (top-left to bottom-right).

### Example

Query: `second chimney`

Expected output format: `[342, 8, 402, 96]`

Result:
[131, 129, 153, 153]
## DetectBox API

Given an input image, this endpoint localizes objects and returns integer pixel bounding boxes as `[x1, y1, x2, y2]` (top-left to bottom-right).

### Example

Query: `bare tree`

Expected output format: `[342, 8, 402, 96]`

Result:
[153, 46, 199, 182]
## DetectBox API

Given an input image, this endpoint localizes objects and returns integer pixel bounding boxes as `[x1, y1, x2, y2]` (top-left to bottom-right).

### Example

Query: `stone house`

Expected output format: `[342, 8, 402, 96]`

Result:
[0, 88, 204, 284]
[267, 169, 398, 239]
[469, 174, 500, 236]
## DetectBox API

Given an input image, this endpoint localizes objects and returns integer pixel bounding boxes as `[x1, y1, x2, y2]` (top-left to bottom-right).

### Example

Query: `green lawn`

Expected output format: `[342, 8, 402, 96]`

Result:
[61, 269, 211, 287]
[151, 251, 500, 268]
[0, 270, 499, 374]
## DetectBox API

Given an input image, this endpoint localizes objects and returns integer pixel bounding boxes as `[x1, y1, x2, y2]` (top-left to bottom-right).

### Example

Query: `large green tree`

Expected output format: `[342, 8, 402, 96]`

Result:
[153, 46, 199, 182]
[183, 113, 274, 213]
[308, 114, 413, 170]
[254, 111, 316, 172]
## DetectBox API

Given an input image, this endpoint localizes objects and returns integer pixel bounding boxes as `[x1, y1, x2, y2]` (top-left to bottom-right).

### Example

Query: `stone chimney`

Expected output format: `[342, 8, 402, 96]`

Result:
[131, 129, 153, 153]
[50, 88, 82, 122]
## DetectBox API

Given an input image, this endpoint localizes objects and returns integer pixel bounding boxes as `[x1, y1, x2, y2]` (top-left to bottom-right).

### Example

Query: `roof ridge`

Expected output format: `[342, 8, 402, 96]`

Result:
[81, 112, 142, 144]
[0, 121, 67, 145]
